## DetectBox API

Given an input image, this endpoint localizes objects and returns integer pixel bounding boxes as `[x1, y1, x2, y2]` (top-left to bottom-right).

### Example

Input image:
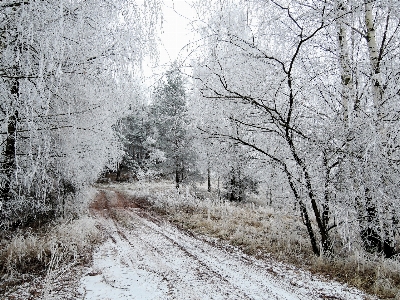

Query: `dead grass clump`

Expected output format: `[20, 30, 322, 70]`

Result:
[0, 216, 102, 294]
[309, 254, 400, 298]
[120, 181, 314, 263]
[119, 181, 400, 298]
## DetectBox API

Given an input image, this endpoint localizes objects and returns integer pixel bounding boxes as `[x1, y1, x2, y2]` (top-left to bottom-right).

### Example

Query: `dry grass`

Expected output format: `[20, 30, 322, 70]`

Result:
[0, 216, 103, 296]
[116, 180, 400, 299]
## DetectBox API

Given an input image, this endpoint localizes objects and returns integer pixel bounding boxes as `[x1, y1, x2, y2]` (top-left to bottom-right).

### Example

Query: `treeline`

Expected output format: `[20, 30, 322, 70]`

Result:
[115, 64, 261, 202]
[3, 0, 400, 263]
[168, 0, 400, 259]
[0, 0, 161, 229]
[115, 66, 197, 188]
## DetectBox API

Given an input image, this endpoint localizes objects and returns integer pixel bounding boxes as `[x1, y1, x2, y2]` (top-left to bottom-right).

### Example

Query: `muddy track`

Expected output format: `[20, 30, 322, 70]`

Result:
[80, 188, 372, 300]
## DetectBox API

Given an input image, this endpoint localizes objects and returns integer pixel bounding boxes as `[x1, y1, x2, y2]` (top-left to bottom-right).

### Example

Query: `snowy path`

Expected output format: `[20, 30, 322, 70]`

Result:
[80, 189, 371, 300]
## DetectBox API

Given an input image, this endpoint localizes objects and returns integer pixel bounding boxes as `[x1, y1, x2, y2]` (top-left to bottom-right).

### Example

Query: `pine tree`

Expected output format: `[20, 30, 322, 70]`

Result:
[151, 64, 196, 188]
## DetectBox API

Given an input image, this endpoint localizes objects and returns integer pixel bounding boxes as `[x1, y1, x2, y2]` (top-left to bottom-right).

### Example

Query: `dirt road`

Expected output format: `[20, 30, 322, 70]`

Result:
[80, 188, 371, 300]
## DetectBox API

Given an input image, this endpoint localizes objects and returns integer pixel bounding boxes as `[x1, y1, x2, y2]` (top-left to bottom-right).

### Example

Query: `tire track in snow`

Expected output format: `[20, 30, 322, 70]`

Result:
[80, 189, 373, 300]
[124, 209, 254, 300]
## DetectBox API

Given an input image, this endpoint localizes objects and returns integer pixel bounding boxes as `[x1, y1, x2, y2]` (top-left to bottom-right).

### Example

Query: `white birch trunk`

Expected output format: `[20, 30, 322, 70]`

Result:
[335, 0, 354, 124]
[364, 2, 383, 119]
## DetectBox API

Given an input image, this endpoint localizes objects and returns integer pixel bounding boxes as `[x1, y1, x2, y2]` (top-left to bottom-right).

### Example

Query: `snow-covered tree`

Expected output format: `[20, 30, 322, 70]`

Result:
[191, 0, 400, 257]
[0, 0, 161, 227]
[151, 64, 197, 188]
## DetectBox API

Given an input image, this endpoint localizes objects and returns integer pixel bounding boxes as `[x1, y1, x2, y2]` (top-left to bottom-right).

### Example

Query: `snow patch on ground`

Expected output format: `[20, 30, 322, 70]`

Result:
[79, 190, 373, 300]
[80, 244, 168, 299]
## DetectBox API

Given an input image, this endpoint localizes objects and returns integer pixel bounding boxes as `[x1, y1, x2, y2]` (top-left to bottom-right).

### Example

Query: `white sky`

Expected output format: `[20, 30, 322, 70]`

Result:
[143, 0, 197, 87]
[159, 0, 196, 65]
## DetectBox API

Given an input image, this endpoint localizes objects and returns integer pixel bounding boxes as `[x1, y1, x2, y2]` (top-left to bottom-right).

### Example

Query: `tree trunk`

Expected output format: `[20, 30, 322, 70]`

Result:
[285, 169, 320, 256]
[335, 0, 355, 121]
[333, 1, 389, 257]
[207, 166, 211, 192]
[217, 176, 221, 200]
[286, 127, 332, 256]
[175, 168, 180, 189]
[299, 200, 320, 256]
[2, 112, 18, 201]
[361, 4, 396, 257]
[364, 2, 383, 119]
[116, 163, 122, 181]
[1, 79, 19, 203]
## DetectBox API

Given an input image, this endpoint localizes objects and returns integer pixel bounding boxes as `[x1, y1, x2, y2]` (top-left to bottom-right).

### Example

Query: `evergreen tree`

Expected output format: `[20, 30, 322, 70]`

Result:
[116, 106, 151, 180]
[151, 65, 196, 188]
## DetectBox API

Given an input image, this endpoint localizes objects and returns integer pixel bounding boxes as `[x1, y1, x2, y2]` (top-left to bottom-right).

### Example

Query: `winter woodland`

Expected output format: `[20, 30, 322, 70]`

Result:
[1, 0, 400, 261]
[0, 0, 161, 225]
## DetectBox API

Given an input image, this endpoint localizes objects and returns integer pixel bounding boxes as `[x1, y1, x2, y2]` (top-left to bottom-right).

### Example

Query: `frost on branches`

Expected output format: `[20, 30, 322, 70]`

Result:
[192, 0, 400, 257]
[0, 0, 161, 228]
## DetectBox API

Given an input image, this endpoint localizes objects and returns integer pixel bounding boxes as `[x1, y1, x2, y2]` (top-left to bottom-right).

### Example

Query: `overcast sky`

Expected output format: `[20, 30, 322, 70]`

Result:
[159, 0, 196, 64]
[143, 0, 197, 87]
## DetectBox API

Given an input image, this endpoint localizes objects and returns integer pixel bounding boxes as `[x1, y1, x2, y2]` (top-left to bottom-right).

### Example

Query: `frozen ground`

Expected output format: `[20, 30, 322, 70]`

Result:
[79, 189, 373, 300]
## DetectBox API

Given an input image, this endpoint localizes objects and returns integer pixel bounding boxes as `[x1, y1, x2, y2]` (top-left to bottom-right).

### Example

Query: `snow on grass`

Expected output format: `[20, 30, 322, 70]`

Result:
[116, 181, 312, 263]
[109, 181, 396, 298]
[80, 188, 373, 300]
[1, 216, 101, 275]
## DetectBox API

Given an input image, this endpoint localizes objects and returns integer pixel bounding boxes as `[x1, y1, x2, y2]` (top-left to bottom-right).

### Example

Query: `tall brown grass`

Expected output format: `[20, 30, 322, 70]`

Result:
[0, 216, 102, 296]
[116, 180, 400, 299]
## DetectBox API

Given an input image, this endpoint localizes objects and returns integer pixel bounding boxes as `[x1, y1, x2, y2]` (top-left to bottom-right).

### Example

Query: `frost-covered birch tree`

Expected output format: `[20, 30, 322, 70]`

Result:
[332, 0, 400, 257]
[191, 0, 400, 257]
[0, 0, 161, 227]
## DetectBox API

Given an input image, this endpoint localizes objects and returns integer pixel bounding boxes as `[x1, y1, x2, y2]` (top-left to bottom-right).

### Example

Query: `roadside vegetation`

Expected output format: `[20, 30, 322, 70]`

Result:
[3, 0, 399, 299]
[114, 181, 400, 299]
[2, 179, 399, 298]
[0, 188, 103, 297]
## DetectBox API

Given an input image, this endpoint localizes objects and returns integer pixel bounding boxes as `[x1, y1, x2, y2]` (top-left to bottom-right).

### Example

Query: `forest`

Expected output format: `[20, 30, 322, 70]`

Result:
[1, 0, 400, 298]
